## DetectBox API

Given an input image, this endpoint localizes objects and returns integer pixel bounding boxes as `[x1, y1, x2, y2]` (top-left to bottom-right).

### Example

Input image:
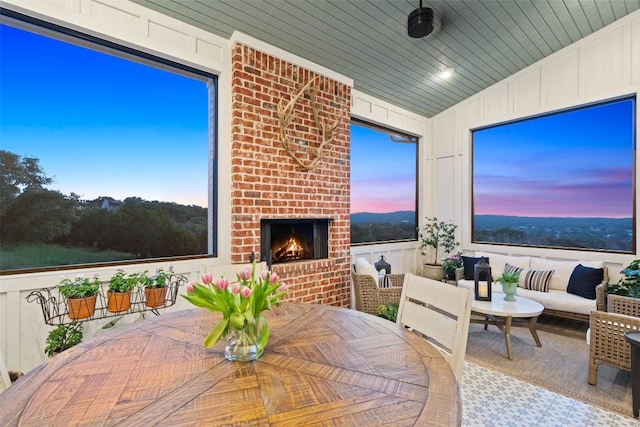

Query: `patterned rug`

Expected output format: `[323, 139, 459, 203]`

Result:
[465, 314, 634, 417]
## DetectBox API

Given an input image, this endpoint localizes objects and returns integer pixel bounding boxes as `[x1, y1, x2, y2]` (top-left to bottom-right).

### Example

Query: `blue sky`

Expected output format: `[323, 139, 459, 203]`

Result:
[473, 97, 635, 218]
[0, 24, 209, 207]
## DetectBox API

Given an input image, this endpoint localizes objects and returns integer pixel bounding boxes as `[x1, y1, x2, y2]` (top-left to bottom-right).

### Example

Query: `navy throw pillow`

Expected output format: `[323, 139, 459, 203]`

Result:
[462, 256, 488, 280]
[567, 264, 604, 300]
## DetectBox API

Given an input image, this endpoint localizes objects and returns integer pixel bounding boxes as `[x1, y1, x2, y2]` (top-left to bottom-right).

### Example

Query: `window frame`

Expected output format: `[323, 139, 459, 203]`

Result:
[470, 95, 636, 254]
[349, 117, 419, 246]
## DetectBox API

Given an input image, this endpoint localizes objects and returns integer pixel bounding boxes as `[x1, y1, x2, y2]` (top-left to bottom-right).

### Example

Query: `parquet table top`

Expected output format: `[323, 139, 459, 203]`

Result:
[0, 302, 461, 426]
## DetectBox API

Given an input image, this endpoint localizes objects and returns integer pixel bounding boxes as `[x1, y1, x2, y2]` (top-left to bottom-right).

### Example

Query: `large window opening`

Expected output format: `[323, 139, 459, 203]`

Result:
[472, 96, 635, 253]
[0, 12, 217, 272]
[350, 119, 418, 245]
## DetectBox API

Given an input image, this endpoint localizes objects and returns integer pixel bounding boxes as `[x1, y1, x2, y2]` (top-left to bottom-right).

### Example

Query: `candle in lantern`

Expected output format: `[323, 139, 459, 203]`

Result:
[479, 283, 488, 298]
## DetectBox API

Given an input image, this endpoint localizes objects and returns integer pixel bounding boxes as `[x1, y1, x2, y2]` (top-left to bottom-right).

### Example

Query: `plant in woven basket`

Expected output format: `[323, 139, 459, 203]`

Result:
[376, 303, 399, 322]
[608, 259, 640, 298]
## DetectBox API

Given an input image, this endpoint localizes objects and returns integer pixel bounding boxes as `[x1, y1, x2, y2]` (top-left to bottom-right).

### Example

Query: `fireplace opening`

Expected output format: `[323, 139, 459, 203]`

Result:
[260, 219, 330, 265]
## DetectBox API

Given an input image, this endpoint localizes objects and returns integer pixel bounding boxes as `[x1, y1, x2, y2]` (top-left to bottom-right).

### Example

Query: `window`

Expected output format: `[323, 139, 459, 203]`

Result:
[350, 119, 417, 244]
[472, 96, 635, 253]
[0, 14, 216, 272]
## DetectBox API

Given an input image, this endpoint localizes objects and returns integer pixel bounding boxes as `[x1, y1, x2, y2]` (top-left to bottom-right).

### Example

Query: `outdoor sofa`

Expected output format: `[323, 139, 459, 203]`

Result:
[456, 251, 609, 322]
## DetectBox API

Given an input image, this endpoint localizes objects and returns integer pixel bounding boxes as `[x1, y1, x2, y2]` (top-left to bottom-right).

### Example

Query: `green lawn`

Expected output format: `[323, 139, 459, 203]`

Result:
[1, 243, 133, 271]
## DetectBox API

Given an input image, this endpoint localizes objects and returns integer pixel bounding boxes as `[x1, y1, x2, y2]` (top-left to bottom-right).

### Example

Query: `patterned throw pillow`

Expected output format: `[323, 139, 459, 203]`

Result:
[504, 263, 523, 277]
[517, 268, 555, 292]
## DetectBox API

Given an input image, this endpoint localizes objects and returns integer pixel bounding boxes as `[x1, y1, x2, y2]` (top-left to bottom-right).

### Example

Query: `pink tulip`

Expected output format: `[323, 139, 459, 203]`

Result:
[240, 286, 252, 298]
[231, 282, 241, 294]
[216, 278, 229, 290]
[187, 282, 196, 294]
[260, 270, 269, 281]
[239, 268, 252, 281]
[270, 272, 279, 283]
[201, 273, 213, 285]
[277, 283, 288, 293]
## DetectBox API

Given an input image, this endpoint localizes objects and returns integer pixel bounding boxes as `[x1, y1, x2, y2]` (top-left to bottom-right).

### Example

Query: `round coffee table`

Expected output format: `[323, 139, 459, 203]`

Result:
[471, 296, 544, 360]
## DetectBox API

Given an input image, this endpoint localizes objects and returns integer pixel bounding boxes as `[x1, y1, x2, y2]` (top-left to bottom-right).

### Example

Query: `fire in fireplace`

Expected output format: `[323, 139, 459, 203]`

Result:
[260, 219, 330, 265]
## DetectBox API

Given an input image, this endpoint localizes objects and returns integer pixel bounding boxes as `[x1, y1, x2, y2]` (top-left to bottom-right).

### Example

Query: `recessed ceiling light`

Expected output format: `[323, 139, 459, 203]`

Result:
[437, 67, 454, 79]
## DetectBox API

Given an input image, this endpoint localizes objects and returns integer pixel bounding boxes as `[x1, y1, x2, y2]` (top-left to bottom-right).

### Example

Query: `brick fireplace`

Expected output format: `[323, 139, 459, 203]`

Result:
[230, 43, 351, 307]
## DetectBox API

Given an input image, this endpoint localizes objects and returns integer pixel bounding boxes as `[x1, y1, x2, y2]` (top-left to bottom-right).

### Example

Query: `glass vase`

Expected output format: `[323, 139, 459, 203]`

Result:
[224, 318, 264, 362]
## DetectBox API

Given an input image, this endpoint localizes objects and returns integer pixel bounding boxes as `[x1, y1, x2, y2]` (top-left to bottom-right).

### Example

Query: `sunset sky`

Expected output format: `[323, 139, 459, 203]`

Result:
[473, 97, 635, 218]
[350, 123, 416, 213]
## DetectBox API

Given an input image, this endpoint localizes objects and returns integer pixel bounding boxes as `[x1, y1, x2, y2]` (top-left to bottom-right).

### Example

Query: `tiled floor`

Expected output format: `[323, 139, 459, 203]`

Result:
[461, 361, 639, 427]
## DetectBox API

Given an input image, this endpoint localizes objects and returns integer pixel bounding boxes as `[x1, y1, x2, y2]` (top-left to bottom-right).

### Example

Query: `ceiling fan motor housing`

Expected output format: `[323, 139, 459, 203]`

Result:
[408, 6, 435, 38]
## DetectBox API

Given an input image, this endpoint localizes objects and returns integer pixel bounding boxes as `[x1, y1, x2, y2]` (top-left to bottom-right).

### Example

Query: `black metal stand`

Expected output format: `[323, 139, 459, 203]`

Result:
[26, 275, 187, 326]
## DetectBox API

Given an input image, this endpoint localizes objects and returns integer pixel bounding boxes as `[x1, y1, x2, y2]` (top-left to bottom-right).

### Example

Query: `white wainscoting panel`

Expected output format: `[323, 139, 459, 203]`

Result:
[542, 49, 580, 106]
[513, 68, 541, 113]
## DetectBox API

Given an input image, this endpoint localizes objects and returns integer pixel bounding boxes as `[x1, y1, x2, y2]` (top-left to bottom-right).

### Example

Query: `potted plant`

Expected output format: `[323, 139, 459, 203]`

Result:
[495, 270, 520, 301]
[442, 253, 463, 280]
[418, 217, 459, 280]
[107, 270, 138, 313]
[59, 275, 101, 320]
[607, 259, 640, 298]
[143, 267, 172, 308]
[376, 303, 399, 323]
[44, 323, 83, 357]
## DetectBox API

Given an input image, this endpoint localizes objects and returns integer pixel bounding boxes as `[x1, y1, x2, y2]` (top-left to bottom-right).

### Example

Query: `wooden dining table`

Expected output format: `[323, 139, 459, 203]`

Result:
[0, 302, 461, 426]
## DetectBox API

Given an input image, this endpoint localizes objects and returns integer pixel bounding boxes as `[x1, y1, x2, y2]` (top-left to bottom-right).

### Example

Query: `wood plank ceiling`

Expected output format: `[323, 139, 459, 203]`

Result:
[132, 0, 640, 118]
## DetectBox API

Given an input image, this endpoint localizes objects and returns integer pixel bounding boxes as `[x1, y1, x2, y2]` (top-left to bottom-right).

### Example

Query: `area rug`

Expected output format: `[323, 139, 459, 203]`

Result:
[464, 315, 634, 417]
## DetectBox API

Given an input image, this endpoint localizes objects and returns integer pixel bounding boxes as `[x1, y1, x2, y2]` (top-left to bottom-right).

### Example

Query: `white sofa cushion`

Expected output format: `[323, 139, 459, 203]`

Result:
[475, 251, 530, 278]
[457, 279, 597, 316]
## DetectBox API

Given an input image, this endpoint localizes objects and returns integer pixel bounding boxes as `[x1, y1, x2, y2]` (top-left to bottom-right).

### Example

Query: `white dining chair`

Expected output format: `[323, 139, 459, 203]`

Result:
[397, 273, 472, 380]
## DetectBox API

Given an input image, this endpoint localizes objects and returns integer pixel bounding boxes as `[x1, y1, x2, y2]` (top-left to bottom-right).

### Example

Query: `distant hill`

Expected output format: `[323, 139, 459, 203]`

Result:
[351, 211, 415, 224]
[475, 215, 632, 230]
[474, 214, 633, 252]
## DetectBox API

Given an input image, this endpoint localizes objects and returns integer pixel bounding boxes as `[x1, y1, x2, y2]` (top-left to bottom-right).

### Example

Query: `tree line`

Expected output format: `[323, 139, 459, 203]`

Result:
[0, 150, 207, 259]
[351, 222, 416, 244]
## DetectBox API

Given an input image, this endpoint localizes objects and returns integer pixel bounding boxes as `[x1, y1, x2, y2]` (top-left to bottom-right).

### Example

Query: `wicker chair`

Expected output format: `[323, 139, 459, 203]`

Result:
[351, 265, 404, 315]
[588, 294, 640, 385]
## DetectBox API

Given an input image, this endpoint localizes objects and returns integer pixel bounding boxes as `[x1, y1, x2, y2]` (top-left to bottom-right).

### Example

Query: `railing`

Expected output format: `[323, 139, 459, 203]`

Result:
[26, 275, 187, 326]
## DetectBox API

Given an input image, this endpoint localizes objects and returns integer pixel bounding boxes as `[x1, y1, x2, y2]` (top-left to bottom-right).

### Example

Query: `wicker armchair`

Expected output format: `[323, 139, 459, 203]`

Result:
[351, 265, 404, 315]
[588, 294, 640, 385]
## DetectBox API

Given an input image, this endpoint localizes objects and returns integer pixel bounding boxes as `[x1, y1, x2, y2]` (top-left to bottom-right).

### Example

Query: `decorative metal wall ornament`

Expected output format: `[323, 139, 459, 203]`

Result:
[276, 75, 340, 170]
